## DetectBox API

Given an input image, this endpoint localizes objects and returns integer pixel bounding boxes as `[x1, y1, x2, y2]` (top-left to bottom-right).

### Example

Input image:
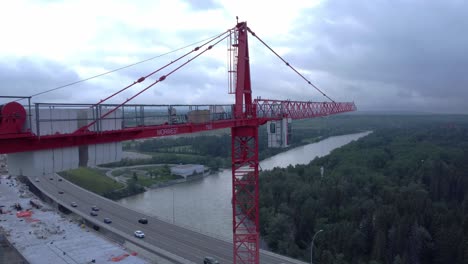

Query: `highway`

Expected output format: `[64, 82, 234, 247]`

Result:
[31, 174, 306, 264]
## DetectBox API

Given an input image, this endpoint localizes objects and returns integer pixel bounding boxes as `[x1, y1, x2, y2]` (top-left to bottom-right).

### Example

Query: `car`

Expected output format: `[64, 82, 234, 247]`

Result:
[49, 177, 53, 180]
[58, 191, 64, 194]
[203, 256, 219, 264]
[70, 202, 77, 207]
[103, 218, 112, 224]
[58, 178, 63, 182]
[90, 211, 98, 216]
[134, 230, 145, 238]
[34, 177, 40, 182]
[138, 218, 148, 224]
[91, 206, 99, 211]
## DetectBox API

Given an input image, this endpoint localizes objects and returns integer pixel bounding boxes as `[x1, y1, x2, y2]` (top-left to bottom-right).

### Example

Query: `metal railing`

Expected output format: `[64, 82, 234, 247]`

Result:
[26, 103, 235, 136]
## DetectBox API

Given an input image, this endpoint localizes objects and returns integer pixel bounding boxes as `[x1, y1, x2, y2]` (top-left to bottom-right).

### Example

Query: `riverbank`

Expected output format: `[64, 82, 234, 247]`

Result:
[57, 129, 370, 202]
[59, 163, 219, 201]
[102, 164, 215, 189]
[118, 132, 372, 240]
[114, 128, 371, 172]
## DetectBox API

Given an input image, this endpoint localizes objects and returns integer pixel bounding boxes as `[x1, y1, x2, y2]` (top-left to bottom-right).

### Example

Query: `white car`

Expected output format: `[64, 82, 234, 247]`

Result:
[134, 230, 145, 238]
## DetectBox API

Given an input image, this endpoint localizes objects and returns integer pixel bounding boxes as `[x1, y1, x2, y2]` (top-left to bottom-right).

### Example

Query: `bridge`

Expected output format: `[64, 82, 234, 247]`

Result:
[28, 173, 306, 264]
[0, 21, 356, 263]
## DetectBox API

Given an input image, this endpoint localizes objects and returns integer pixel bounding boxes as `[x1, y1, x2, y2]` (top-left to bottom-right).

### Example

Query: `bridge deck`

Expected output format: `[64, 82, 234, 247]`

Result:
[31, 174, 307, 264]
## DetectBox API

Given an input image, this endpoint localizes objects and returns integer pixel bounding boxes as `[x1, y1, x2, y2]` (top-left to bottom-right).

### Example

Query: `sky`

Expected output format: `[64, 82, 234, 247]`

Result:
[0, 0, 467, 113]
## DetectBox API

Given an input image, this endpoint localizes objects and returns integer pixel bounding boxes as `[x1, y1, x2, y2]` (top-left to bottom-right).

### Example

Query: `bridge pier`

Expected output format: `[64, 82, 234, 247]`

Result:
[8, 142, 121, 177]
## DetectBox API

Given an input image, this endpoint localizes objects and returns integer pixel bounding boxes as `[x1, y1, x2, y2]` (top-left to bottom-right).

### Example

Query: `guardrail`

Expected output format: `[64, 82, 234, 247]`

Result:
[23, 103, 235, 136]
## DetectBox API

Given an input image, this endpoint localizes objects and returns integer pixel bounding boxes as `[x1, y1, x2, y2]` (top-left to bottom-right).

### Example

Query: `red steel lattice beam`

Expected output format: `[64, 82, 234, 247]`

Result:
[255, 99, 356, 120]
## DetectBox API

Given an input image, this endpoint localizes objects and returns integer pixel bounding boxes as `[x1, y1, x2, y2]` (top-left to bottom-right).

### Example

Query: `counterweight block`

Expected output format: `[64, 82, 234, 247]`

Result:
[0, 102, 26, 134]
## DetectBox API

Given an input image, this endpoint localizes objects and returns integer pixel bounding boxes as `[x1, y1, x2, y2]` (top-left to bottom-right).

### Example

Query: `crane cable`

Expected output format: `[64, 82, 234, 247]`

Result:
[247, 27, 336, 103]
[78, 31, 232, 132]
[24, 31, 232, 100]
[91, 29, 233, 107]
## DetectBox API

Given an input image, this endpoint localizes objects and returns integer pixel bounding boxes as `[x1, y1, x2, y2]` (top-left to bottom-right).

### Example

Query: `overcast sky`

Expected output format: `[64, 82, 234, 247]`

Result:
[0, 0, 467, 113]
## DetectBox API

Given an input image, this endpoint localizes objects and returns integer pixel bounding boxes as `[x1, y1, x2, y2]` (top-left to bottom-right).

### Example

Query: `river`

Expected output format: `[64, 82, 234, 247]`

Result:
[118, 131, 371, 239]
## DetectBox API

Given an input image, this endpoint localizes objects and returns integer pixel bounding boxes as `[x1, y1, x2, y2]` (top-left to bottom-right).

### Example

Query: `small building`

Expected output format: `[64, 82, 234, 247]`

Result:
[170, 164, 204, 179]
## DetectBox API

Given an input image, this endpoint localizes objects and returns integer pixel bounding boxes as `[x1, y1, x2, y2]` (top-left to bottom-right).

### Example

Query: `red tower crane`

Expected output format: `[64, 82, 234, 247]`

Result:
[0, 21, 356, 264]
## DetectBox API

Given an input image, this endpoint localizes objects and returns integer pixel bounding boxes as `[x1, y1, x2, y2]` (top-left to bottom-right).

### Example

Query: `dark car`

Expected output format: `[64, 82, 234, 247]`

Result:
[90, 211, 98, 216]
[58, 191, 64, 194]
[138, 218, 148, 224]
[91, 206, 99, 211]
[103, 218, 112, 224]
[203, 256, 219, 264]
[58, 178, 63, 182]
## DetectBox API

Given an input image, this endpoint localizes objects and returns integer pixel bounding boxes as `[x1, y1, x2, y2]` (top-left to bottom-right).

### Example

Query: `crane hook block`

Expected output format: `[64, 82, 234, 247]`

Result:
[0, 102, 27, 135]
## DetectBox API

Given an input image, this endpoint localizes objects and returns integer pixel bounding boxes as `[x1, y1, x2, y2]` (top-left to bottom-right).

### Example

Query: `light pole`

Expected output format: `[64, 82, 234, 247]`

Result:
[172, 188, 175, 224]
[311, 229, 323, 264]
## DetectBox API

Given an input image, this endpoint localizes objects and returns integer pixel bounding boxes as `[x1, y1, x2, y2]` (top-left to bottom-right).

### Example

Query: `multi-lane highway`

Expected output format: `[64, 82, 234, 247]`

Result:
[31, 174, 306, 264]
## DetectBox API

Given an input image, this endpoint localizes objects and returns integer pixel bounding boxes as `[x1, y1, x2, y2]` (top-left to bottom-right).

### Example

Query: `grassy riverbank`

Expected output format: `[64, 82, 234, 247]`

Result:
[58, 167, 124, 195]
[59, 165, 186, 200]
[110, 165, 184, 187]
[58, 167, 146, 200]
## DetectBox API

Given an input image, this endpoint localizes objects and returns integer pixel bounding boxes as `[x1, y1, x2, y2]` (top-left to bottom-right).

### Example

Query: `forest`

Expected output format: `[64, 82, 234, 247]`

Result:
[259, 116, 468, 264]
[109, 114, 468, 263]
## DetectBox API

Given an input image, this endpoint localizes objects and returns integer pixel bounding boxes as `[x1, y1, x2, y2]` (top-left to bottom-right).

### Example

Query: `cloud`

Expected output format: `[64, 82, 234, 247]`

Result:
[0, 58, 112, 105]
[186, 0, 221, 10]
[0, 0, 465, 113]
[288, 0, 468, 113]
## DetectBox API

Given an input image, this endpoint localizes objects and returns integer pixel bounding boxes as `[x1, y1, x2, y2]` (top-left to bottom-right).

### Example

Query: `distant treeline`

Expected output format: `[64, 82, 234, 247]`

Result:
[258, 116, 468, 264]
[115, 114, 389, 168]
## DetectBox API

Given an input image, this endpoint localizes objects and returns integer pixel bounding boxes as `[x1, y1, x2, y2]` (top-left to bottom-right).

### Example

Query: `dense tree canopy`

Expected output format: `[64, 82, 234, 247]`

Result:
[259, 119, 468, 264]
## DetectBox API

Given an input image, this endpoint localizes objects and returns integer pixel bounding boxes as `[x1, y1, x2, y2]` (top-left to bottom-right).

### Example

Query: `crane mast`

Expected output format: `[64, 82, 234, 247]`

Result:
[231, 21, 260, 263]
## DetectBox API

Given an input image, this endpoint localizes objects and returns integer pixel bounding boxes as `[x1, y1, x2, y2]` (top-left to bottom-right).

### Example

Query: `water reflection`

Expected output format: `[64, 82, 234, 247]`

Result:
[118, 131, 371, 239]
